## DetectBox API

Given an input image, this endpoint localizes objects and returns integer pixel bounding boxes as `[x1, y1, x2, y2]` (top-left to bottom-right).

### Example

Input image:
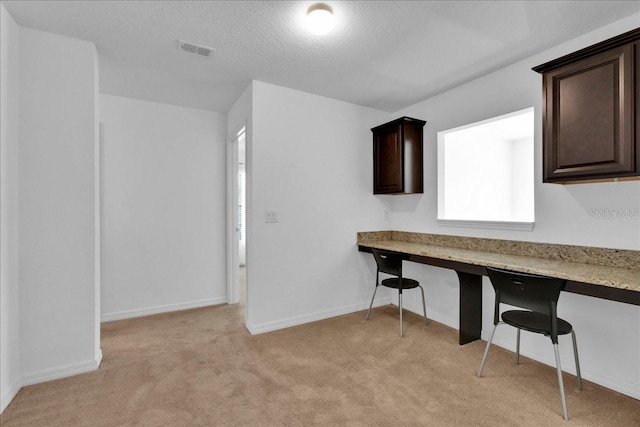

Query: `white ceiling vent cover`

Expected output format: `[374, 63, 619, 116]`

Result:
[179, 40, 215, 57]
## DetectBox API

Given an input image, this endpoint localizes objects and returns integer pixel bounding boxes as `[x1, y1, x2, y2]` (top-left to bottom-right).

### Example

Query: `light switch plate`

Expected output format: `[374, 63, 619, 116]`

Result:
[265, 210, 278, 223]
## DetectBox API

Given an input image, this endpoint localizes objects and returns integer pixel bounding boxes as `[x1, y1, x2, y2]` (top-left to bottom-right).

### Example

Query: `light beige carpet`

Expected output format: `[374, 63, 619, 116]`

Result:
[1, 302, 638, 426]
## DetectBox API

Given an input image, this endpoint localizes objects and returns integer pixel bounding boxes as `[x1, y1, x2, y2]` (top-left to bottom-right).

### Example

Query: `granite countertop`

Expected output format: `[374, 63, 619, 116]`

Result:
[357, 231, 640, 293]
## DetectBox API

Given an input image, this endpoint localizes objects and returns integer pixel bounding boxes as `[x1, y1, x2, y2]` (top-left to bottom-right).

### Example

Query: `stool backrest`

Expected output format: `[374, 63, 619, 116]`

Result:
[487, 267, 567, 341]
[371, 248, 405, 277]
[487, 267, 566, 315]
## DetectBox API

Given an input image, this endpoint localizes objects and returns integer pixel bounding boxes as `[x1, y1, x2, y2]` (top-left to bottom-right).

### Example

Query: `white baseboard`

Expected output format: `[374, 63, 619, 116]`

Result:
[0, 378, 22, 414]
[245, 297, 392, 335]
[579, 366, 640, 400]
[1, 351, 103, 415]
[486, 333, 640, 400]
[101, 297, 227, 322]
[21, 351, 102, 388]
[245, 297, 453, 337]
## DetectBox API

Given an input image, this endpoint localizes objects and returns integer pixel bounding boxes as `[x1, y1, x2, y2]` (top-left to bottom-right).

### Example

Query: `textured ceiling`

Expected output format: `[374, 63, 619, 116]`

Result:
[3, 1, 639, 113]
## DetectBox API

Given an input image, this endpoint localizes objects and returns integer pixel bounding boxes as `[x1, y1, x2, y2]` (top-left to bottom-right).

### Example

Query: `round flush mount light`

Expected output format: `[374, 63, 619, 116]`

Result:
[306, 3, 334, 35]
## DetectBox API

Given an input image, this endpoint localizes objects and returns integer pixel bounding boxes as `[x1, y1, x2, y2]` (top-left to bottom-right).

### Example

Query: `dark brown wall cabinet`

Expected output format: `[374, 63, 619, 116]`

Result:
[372, 117, 426, 194]
[533, 28, 640, 183]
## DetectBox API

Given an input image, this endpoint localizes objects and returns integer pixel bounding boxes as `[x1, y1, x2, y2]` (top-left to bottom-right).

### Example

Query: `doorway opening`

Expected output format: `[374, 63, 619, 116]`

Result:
[227, 126, 246, 306]
[237, 128, 246, 305]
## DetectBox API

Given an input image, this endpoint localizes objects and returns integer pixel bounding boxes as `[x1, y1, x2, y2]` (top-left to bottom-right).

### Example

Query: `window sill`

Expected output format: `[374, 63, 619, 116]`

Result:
[437, 219, 535, 231]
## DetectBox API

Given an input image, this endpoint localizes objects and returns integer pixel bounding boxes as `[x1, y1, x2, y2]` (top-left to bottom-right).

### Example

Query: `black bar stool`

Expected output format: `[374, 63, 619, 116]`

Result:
[366, 248, 428, 337]
[477, 267, 583, 420]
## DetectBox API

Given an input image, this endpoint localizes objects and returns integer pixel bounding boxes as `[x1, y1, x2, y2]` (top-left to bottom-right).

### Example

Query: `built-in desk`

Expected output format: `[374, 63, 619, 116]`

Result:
[357, 231, 640, 345]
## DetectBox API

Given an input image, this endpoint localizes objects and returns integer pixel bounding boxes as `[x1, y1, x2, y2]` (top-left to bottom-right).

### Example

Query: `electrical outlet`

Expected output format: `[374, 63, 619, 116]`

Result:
[265, 210, 278, 223]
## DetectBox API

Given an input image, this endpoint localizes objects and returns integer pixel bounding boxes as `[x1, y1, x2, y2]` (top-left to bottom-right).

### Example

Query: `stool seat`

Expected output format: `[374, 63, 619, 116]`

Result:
[380, 277, 420, 290]
[502, 310, 573, 336]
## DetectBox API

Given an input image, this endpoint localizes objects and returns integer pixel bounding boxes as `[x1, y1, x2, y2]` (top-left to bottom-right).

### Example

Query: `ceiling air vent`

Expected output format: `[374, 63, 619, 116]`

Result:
[179, 40, 215, 57]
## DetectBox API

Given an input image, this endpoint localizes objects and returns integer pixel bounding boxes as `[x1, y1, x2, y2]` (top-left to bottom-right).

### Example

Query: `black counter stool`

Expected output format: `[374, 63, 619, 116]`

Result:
[366, 248, 428, 337]
[477, 267, 583, 421]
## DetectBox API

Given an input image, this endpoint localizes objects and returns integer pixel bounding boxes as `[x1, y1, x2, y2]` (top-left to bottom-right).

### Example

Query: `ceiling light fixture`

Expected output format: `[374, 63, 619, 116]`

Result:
[306, 3, 334, 35]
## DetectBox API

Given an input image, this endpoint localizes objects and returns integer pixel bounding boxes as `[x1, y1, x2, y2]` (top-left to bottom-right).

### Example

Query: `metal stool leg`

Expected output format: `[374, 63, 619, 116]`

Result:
[419, 285, 428, 326]
[478, 323, 501, 377]
[399, 290, 404, 337]
[365, 285, 379, 320]
[515, 328, 521, 365]
[571, 330, 583, 391]
[554, 343, 569, 421]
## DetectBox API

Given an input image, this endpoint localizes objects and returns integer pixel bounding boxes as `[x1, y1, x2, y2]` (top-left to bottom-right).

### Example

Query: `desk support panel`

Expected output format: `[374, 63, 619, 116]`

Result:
[457, 272, 483, 345]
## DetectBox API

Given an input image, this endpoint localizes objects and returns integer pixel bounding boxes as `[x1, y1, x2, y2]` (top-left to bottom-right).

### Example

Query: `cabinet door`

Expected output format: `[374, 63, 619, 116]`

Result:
[374, 125, 403, 194]
[542, 44, 635, 182]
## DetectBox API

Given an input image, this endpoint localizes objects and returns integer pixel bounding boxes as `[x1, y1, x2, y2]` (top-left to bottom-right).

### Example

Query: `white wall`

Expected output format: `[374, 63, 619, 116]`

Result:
[0, 4, 22, 414]
[227, 84, 252, 142]
[392, 14, 640, 398]
[393, 14, 640, 248]
[18, 26, 101, 386]
[510, 137, 534, 220]
[247, 81, 391, 333]
[100, 95, 227, 321]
